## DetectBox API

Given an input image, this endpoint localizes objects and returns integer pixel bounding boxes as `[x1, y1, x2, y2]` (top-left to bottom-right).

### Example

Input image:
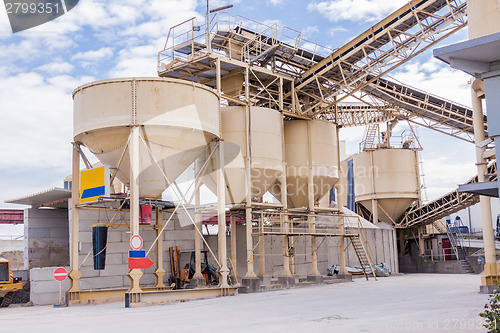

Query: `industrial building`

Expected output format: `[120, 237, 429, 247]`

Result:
[4, 0, 500, 307]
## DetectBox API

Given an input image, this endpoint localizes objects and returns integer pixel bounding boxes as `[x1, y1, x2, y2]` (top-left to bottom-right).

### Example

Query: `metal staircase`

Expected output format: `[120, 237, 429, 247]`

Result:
[361, 124, 379, 151]
[350, 236, 377, 280]
[446, 216, 469, 260]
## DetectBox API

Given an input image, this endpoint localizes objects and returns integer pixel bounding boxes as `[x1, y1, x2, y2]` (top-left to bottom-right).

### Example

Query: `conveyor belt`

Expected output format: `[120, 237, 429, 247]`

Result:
[363, 76, 487, 136]
[292, 0, 467, 116]
[396, 162, 497, 228]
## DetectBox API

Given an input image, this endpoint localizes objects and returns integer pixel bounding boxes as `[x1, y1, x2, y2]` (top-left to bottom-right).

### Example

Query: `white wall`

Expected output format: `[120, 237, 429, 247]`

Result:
[24, 208, 69, 269]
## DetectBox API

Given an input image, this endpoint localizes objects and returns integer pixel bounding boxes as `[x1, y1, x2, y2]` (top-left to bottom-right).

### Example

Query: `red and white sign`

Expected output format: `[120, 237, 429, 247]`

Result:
[53, 267, 68, 282]
[130, 235, 143, 250]
[128, 257, 154, 269]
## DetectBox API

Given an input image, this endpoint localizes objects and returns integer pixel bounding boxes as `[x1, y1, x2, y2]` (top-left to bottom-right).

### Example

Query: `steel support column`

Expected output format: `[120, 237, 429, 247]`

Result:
[217, 140, 230, 288]
[69, 142, 82, 292]
[471, 80, 500, 289]
[127, 126, 143, 293]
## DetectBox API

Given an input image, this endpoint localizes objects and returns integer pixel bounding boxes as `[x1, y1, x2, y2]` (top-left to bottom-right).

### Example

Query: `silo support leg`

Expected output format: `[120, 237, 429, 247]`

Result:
[217, 140, 230, 289]
[127, 127, 142, 293]
[190, 187, 205, 288]
[230, 214, 238, 284]
[471, 81, 500, 292]
[69, 142, 82, 292]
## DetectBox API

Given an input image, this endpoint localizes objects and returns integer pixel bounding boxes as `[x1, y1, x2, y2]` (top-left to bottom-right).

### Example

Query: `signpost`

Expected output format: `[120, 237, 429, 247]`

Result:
[128, 235, 154, 269]
[53, 267, 68, 308]
[130, 235, 143, 250]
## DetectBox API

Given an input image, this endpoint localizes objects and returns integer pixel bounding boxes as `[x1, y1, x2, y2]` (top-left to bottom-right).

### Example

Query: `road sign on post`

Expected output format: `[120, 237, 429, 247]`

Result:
[53, 267, 68, 308]
[128, 235, 153, 269]
[130, 235, 143, 250]
[53, 267, 68, 282]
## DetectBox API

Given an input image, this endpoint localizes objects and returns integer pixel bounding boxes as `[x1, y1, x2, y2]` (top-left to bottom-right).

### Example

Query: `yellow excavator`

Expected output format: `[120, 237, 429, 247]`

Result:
[0, 258, 22, 307]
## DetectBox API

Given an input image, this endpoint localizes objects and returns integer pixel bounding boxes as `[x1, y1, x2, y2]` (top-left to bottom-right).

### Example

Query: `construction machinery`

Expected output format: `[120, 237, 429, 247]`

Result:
[0, 258, 22, 307]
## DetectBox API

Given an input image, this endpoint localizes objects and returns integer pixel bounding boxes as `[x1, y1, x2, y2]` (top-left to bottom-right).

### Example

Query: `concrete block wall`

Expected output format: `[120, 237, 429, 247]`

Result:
[28, 206, 398, 304]
[230, 222, 398, 278]
[0, 239, 23, 252]
[75, 209, 195, 290]
[24, 208, 69, 269]
[30, 266, 70, 305]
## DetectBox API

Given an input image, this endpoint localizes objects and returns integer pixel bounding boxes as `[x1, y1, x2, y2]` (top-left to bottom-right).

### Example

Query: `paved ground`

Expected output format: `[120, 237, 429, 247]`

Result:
[0, 274, 492, 332]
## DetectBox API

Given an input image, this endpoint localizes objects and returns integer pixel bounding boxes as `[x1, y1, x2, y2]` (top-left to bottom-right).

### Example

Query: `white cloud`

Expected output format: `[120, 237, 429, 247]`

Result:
[72, 47, 114, 62]
[390, 58, 472, 107]
[0, 72, 94, 167]
[329, 27, 347, 37]
[268, 0, 284, 5]
[0, 0, 205, 208]
[302, 26, 319, 39]
[37, 61, 74, 74]
[308, 0, 407, 22]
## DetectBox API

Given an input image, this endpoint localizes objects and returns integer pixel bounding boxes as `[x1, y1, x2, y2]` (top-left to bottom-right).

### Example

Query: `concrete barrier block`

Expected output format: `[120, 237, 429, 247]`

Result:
[31, 280, 65, 294]
[31, 291, 67, 306]
[30, 266, 70, 281]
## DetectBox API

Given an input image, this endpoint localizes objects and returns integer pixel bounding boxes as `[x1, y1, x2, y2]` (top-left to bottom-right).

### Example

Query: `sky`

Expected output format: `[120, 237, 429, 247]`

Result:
[0, 0, 484, 234]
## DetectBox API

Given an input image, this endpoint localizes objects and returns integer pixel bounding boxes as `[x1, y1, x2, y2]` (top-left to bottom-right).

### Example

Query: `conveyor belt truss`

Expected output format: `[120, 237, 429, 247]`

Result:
[396, 162, 497, 228]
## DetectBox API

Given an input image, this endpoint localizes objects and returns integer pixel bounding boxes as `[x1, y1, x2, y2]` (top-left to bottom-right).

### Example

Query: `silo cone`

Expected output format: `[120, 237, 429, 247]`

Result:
[92, 224, 108, 270]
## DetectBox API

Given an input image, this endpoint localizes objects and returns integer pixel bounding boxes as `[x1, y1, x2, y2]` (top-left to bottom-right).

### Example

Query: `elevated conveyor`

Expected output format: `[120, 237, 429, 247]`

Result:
[396, 162, 497, 228]
[290, 0, 467, 116]
[156, 0, 495, 230]
[362, 76, 487, 142]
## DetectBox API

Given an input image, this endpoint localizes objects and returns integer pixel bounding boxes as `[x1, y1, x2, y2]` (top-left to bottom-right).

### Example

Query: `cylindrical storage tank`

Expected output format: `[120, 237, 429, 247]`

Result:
[284, 119, 339, 208]
[467, 0, 500, 39]
[353, 149, 419, 223]
[73, 78, 220, 199]
[198, 106, 283, 203]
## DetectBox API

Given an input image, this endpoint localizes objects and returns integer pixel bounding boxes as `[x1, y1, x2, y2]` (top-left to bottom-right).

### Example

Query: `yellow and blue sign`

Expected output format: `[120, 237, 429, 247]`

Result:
[80, 166, 110, 204]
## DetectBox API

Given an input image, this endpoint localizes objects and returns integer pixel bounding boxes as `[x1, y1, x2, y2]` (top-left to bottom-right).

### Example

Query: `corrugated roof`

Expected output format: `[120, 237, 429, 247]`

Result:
[6, 188, 71, 209]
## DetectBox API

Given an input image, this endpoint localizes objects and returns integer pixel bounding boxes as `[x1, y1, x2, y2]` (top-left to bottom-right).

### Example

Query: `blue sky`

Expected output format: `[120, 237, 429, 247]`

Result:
[0, 0, 477, 219]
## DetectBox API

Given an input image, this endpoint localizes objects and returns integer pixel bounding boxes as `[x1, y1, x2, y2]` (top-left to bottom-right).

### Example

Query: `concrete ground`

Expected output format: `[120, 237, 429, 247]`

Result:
[1, 274, 491, 332]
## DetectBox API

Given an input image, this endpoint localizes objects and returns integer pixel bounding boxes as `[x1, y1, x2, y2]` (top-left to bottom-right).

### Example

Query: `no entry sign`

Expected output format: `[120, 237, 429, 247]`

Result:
[53, 267, 68, 282]
[130, 235, 143, 250]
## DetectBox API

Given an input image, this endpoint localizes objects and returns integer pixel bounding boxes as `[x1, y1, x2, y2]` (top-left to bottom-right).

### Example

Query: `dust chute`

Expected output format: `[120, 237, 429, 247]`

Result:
[92, 224, 108, 270]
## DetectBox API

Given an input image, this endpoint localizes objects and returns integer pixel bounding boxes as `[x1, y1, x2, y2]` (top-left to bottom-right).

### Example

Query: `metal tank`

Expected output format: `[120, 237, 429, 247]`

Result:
[199, 106, 283, 203]
[283, 119, 339, 208]
[467, 0, 500, 39]
[353, 149, 419, 223]
[73, 77, 220, 199]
